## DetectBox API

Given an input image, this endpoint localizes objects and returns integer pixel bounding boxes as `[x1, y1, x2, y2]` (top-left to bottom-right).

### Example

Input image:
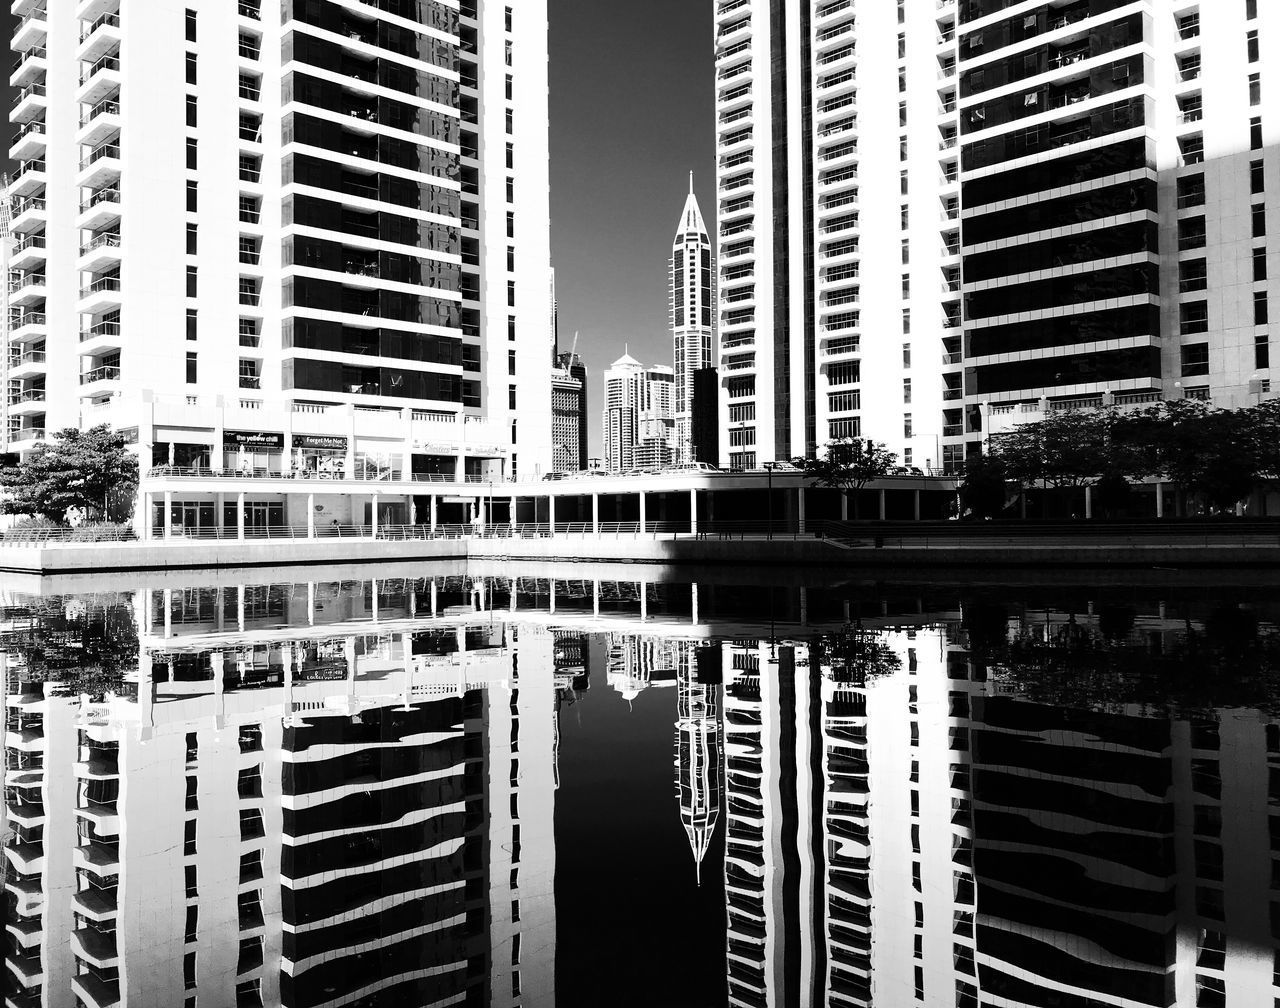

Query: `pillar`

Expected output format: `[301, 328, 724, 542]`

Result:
[799, 587, 809, 626]
[510, 578, 518, 612]
[639, 492, 647, 532]
[162, 588, 172, 639]
[548, 494, 557, 534]
[307, 493, 316, 538]
[639, 581, 647, 622]
[370, 494, 379, 537]
[1084, 485, 1093, 520]
[878, 488, 887, 521]
[691, 582, 699, 625]
[1156, 481, 1164, 518]
[430, 578, 438, 616]
[215, 492, 224, 537]
[236, 584, 245, 632]
[592, 494, 600, 534]
[211, 651, 226, 729]
[371, 578, 380, 622]
[161, 491, 173, 539]
[307, 581, 315, 626]
[690, 489, 698, 535]
[840, 493, 849, 521]
[913, 488, 921, 521]
[548, 579, 556, 615]
[430, 495, 437, 534]
[237, 491, 246, 541]
[409, 496, 417, 527]
[796, 487, 806, 535]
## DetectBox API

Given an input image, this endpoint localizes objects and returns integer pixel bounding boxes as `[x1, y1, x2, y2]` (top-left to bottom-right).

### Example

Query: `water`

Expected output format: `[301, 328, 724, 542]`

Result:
[5, 565, 1280, 1007]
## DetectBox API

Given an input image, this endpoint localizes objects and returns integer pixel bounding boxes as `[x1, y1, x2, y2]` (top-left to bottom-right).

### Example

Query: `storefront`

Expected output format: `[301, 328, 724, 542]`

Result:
[223, 430, 285, 475]
[292, 434, 348, 478]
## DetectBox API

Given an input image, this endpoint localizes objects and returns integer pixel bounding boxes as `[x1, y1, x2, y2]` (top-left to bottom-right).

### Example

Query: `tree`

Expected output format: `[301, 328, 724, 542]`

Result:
[957, 453, 1009, 520]
[1092, 470, 1132, 518]
[991, 408, 1108, 489]
[795, 438, 898, 519]
[1153, 401, 1259, 514]
[0, 425, 138, 523]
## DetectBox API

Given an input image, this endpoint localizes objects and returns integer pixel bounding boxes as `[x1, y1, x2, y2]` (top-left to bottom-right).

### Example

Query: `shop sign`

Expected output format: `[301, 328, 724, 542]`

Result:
[293, 434, 348, 451]
[224, 430, 284, 451]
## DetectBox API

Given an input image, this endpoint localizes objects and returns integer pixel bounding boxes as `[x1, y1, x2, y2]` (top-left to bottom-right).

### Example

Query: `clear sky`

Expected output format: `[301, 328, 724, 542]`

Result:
[548, 0, 715, 456]
[5, 4, 715, 456]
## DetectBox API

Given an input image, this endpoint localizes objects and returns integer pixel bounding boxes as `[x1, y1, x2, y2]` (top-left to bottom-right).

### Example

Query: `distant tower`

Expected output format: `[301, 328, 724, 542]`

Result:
[674, 656, 722, 882]
[601, 354, 675, 472]
[670, 174, 715, 465]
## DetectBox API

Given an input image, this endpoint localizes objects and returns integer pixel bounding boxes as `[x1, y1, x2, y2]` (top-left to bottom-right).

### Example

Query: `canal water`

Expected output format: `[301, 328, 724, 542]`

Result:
[4, 566, 1280, 1007]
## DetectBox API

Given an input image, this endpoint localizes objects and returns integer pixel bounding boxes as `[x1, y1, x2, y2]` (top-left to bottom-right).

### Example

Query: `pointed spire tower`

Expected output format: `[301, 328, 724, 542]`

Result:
[674, 652, 722, 884]
[670, 174, 715, 466]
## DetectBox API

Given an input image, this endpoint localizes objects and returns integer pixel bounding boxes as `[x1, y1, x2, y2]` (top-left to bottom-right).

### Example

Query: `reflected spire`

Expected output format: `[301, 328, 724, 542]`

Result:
[674, 650, 721, 883]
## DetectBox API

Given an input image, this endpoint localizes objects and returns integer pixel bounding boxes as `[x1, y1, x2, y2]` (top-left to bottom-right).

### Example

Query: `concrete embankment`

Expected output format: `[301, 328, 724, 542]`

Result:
[2, 530, 1279, 575]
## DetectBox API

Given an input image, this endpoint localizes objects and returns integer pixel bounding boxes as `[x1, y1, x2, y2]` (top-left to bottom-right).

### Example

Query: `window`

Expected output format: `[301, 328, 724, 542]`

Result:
[1180, 342, 1210, 377]
[903, 343, 911, 367]
[904, 413, 914, 438]
[829, 418, 861, 439]
[186, 9, 197, 42]
[1248, 30, 1260, 63]
[1256, 332, 1270, 369]
[1256, 247, 1268, 283]
[729, 427, 755, 446]
[1181, 301, 1209, 335]
[1253, 159, 1266, 194]
[1252, 116, 1263, 151]
[186, 181, 198, 213]
[238, 359, 260, 389]
[1177, 174, 1205, 208]
[1180, 259, 1207, 292]
[508, 349, 516, 375]
[828, 361, 860, 386]
[508, 385, 517, 410]
[1250, 73, 1262, 106]
[186, 223, 197, 256]
[186, 352, 198, 384]
[728, 403, 755, 423]
[186, 54, 197, 85]
[186, 308, 197, 341]
[507, 279, 516, 306]
[1257, 291, 1270, 326]
[186, 138, 197, 170]
[1255, 205, 1268, 238]
[186, 96, 197, 127]
[903, 378, 912, 403]
[902, 308, 911, 334]
[508, 316, 517, 341]
[1179, 216, 1207, 250]
[186, 266, 197, 298]
[507, 211, 515, 238]
[828, 391, 861, 412]
[1180, 135, 1204, 166]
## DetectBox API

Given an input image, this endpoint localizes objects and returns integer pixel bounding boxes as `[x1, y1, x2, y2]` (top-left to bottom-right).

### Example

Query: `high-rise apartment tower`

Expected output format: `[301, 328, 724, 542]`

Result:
[671, 175, 715, 465]
[600, 353, 675, 472]
[7, 0, 552, 526]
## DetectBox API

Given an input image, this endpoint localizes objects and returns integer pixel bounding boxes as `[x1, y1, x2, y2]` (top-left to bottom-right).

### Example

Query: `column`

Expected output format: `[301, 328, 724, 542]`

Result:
[1084, 485, 1093, 520]
[1156, 481, 1164, 518]
[211, 651, 226, 729]
[878, 488, 887, 521]
[307, 581, 316, 626]
[799, 587, 809, 626]
[913, 488, 922, 521]
[162, 491, 173, 539]
[371, 578, 379, 623]
[430, 578, 438, 616]
[215, 492, 224, 537]
[840, 493, 849, 521]
[691, 581, 699, 625]
[141, 491, 152, 541]
[307, 493, 316, 539]
[236, 584, 246, 632]
[548, 579, 556, 614]
[796, 487, 806, 535]
[409, 496, 418, 527]
[639, 581, 648, 622]
[593, 579, 600, 617]
[430, 495, 438, 534]
[162, 588, 172, 639]
[689, 489, 698, 535]
[237, 491, 246, 541]
[592, 494, 600, 534]
[510, 578, 518, 613]
[548, 494, 557, 534]
[638, 492, 647, 533]
[370, 494, 379, 538]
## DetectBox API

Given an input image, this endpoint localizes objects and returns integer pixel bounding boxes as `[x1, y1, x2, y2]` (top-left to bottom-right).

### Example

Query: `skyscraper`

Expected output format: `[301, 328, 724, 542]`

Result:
[551, 350, 588, 472]
[671, 175, 715, 465]
[674, 658, 722, 883]
[716, 1, 1280, 474]
[713, 2, 961, 471]
[600, 353, 675, 472]
[7, 0, 553, 522]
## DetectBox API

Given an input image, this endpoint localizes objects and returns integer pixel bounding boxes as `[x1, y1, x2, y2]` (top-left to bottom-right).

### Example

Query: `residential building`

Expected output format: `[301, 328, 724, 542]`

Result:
[551, 350, 587, 472]
[712, 0, 961, 471]
[671, 175, 715, 465]
[717, 1, 1280, 474]
[7, 0, 553, 532]
[965, 2, 1280, 465]
[600, 353, 675, 472]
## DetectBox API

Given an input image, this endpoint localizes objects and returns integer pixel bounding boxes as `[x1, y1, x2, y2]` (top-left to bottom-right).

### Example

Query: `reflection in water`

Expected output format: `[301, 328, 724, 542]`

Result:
[3, 574, 1280, 1006]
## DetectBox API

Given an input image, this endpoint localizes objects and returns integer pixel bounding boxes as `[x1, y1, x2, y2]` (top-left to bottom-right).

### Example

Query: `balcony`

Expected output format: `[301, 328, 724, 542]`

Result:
[11, 81, 46, 124]
[79, 231, 122, 271]
[8, 118, 45, 162]
[12, 8, 47, 54]
[8, 270, 45, 306]
[78, 140, 122, 189]
[77, 96, 120, 146]
[80, 365, 121, 390]
[77, 53, 121, 105]
[78, 275, 121, 314]
[10, 232, 47, 270]
[9, 309, 46, 340]
[9, 45, 46, 89]
[11, 426, 45, 444]
[9, 349, 46, 378]
[9, 157, 46, 197]
[78, 11, 121, 62]
[10, 388, 47, 414]
[79, 319, 122, 353]
[78, 186, 122, 230]
[10, 194, 46, 233]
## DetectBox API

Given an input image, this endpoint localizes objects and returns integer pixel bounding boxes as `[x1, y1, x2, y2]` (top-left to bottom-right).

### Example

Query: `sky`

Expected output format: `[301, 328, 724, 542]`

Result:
[5, 4, 714, 455]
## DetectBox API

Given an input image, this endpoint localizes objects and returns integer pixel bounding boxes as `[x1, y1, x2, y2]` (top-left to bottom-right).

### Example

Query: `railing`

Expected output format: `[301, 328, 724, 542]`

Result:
[12, 195, 45, 217]
[80, 12, 120, 42]
[80, 55, 120, 86]
[81, 276, 120, 297]
[81, 232, 121, 256]
[80, 98, 120, 127]
[80, 365, 120, 385]
[11, 311, 45, 329]
[8, 273, 44, 293]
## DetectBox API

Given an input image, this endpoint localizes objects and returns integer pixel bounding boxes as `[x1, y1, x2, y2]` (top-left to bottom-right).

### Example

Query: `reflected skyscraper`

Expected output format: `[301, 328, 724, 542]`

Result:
[674, 655, 722, 883]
